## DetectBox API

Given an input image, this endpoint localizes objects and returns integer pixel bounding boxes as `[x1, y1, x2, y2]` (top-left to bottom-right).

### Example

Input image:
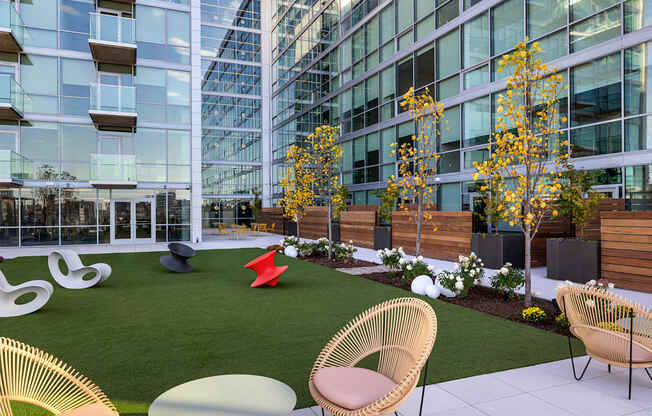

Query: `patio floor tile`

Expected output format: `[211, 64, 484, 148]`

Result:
[474, 393, 575, 416]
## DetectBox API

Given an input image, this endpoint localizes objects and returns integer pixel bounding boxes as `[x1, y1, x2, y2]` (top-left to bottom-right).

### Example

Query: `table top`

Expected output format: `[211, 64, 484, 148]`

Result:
[148, 375, 297, 416]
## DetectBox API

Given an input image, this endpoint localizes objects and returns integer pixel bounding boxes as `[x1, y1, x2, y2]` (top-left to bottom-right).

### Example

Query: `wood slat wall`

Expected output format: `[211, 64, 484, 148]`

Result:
[256, 208, 284, 234]
[340, 211, 376, 248]
[299, 207, 329, 239]
[577, 198, 626, 241]
[601, 211, 652, 293]
[392, 211, 472, 261]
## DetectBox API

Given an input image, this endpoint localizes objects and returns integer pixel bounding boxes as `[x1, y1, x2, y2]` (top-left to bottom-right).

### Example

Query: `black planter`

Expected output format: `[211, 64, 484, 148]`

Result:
[547, 238, 600, 283]
[287, 221, 297, 236]
[471, 233, 525, 269]
[374, 226, 392, 249]
[330, 223, 340, 243]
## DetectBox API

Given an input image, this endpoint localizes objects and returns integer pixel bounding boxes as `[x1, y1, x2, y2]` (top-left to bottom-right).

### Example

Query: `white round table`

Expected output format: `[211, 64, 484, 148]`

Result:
[148, 375, 297, 416]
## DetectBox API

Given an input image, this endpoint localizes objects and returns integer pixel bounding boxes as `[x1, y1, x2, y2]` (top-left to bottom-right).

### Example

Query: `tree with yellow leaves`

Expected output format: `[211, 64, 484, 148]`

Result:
[473, 41, 568, 306]
[390, 87, 443, 256]
[279, 141, 315, 238]
[309, 125, 345, 259]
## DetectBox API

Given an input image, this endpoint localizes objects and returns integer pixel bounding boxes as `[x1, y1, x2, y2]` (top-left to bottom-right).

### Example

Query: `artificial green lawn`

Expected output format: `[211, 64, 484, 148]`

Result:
[1, 248, 583, 415]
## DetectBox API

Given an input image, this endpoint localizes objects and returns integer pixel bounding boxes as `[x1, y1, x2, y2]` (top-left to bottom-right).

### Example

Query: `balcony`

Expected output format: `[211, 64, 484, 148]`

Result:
[0, 1, 27, 52]
[0, 74, 29, 120]
[89, 83, 137, 130]
[0, 149, 32, 187]
[88, 13, 136, 65]
[89, 153, 137, 188]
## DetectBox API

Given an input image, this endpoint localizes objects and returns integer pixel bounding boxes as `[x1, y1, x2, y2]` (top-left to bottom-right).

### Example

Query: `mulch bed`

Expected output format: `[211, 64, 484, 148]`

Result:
[301, 258, 571, 337]
[301, 256, 378, 269]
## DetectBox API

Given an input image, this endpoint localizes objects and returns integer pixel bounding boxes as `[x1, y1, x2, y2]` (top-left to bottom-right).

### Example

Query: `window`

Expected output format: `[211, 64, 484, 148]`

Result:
[138, 6, 191, 64]
[571, 0, 619, 21]
[492, 0, 524, 55]
[464, 13, 488, 68]
[21, 55, 58, 114]
[570, 7, 621, 52]
[463, 96, 490, 147]
[537, 30, 568, 63]
[436, 0, 458, 28]
[61, 59, 96, 116]
[439, 105, 460, 151]
[417, 0, 434, 20]
[527, 0, 567, 39]
[463, 65, 489, 90]
[571, 53, 621, 126]
[437, 75, 459, 100]
[437, 29, 459, 79]
[415, 46, 434, 90]
[571, 121, 621, 157]
[381, 65, 395, 120]
[625, 115, 652, 151]
[438, 151, 459, 173]
[625, 43, 652, 116]
[380, 4, 395, 44]
[625, 0, 652, 33]
[439, 182, 461, 211]
[397, 57, 413, 98]
[397, 0, 414, 32]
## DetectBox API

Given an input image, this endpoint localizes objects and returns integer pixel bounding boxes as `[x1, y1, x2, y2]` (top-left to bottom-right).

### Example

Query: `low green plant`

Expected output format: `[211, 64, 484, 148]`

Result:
[280, 236, 300, 248]
[333, 240, 357, 262]
[555, 313, 569, 328]
[376, 247, 404, 271]
[522, 306, 547, 323]
[556, 164, 603, 238]
[490, 262, 525, 299]
[437, 270, 461, 295]
[373, 181, 399, 226]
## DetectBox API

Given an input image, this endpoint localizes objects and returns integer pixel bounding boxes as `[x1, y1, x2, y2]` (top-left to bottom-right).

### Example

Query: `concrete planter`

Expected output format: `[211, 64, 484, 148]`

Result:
[547, 238, 600, 283]
[471, 233, 525, 269]
[330, 223, 340, 243]
[374, 226, 392, 249]
[287, 221, 297, 236]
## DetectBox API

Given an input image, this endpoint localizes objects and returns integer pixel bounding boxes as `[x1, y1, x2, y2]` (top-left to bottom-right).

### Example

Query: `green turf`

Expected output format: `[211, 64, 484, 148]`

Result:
[1, 248, 583, 415]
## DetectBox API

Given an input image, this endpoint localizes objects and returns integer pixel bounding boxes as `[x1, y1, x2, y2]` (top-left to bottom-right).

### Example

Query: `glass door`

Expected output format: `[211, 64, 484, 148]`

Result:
[110, 198, 154, 243]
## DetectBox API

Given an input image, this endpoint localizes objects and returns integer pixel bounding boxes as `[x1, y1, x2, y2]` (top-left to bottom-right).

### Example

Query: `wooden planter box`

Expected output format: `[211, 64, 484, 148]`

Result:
[374, 226, 392, 249]
[471, 233, 525, 269]
[547, 238, 600, 284]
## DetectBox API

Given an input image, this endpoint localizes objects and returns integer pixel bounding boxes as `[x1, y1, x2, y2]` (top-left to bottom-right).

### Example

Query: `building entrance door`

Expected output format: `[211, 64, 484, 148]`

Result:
[110, 198, 155, 244]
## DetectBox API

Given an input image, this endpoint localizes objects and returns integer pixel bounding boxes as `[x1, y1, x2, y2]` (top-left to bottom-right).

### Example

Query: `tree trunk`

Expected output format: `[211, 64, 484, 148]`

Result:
[297, 216, 300, 239]
[487, 213, 493, 234]
[416, 193, 422, 256]
[524, 223, 532, 306]
[328, 190, 333, 259]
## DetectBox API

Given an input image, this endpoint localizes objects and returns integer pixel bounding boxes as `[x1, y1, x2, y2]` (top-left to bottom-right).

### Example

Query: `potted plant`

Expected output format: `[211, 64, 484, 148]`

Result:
[470, 178, 525, 269]
[373, 182, 398, 249]
[547, 165, 603, 283]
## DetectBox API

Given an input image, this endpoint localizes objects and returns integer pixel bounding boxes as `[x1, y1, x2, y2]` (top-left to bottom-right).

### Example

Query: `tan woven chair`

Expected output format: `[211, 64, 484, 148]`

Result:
[556, 285, 652, 399]
[0, 338, 119, 416]
[309, 297, 437, 416]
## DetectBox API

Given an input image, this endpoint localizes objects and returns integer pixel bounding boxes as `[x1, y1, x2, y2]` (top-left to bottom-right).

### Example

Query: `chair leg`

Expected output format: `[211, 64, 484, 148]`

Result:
[418, 357, 430, 416]
[321, 408, 325, 416]
[645, 368, 652, 382]
[567, 333, 591, 380]
[629, 314, 633, 400]
[608, 364, 611, 373]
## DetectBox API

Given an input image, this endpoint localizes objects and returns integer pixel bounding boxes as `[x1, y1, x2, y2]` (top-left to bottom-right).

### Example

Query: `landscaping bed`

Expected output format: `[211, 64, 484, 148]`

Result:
[302, 256, 377, 268]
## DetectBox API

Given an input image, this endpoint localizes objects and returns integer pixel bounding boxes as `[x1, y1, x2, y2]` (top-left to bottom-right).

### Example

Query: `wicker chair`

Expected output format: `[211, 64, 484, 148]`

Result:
[309, 297, 437, 416]
[0, 338, 119, 416]
[556, 285, 652, 399]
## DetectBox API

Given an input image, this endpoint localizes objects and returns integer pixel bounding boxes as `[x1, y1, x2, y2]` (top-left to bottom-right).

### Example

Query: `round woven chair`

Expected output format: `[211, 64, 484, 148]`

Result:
[309, 297, 437, 416]
[556, 285, 652, 399]
[0, 337, 119, 416]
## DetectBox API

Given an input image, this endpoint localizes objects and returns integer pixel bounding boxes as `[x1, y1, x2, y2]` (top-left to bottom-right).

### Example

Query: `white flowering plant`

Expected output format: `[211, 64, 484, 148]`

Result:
[454, 253, 484, 296]
[436, 270, 462, 295]
[401, 255, 435, 282]
[489, 262, 525, 299]
[280, 236, 300, 248]
[333, 241, 357, 262]
[377, 247, 404, 271]
[310, 237, 330, 257]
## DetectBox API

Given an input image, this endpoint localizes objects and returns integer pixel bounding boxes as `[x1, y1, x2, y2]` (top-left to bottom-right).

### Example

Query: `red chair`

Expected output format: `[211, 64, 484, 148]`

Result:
[244, 250, 288, 288]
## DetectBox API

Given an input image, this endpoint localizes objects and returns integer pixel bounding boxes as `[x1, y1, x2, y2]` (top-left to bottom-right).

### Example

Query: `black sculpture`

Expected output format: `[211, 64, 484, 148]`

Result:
[160, 243, 196, 273]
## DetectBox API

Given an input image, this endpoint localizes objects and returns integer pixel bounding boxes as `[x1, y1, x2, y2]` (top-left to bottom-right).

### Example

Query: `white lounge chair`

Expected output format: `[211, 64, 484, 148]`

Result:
[48, 249, 112, 289]
[0, 270, 53, 317]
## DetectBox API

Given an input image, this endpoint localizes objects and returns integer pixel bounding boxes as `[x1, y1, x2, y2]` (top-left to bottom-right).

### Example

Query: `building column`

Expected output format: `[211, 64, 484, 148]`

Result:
[190, 0, 203, 242]
[261, 0, 273, 208]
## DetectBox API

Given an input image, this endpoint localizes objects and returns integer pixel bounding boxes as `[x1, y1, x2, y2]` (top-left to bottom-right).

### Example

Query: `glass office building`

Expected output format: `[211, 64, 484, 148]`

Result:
[1, 0, 652, 246]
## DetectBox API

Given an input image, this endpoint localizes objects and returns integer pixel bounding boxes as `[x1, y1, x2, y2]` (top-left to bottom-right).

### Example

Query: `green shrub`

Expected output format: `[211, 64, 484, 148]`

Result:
[490, 262, 524, 298]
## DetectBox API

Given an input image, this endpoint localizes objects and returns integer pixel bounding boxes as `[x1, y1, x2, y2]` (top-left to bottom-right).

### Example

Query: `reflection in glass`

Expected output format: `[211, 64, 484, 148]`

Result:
[571, 54, 621, 126]
[570, 7, 620, 52]
[570, 121, 621, 157]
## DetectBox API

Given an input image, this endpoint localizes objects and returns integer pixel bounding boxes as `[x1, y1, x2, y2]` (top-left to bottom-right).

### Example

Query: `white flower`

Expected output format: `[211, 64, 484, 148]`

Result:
[500, 267, 509, 275]
[608, 283, 615, 289]
[470, 252, 476, 259]
[585, 299, 595, 308]
[407, 265, 413, 271]
[587, 279, 596, 286]
[455, 281, 464, 290]
[349, 240, 353, 244]
[458, 255, 464, 262]
[470, 269, 475, 276]
[417, 255, 424, 261]
[399, 258, 406, 264]
[427, 265, 433, 271]
[453, 264, 459, 271]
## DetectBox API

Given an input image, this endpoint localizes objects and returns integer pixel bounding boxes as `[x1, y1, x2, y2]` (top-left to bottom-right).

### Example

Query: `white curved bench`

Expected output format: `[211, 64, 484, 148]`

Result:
[48, 249, 112, 289]
[0, 270, 53, 317]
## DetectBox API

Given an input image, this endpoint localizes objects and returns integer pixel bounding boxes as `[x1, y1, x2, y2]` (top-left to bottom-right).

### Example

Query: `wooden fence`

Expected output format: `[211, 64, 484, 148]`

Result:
[256, 208, 284, 234]
[299, 207, 329, 239]
[601, 211, 652, 292]
[392, 211, 472, 261]
[577, 198, 626, 241]
[340, 210, 376, 248]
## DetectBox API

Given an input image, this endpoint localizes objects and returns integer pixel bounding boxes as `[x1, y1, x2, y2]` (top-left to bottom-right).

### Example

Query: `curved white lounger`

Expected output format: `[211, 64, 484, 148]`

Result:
[0, 270, 53, 317]
[48, 249, 112, 289]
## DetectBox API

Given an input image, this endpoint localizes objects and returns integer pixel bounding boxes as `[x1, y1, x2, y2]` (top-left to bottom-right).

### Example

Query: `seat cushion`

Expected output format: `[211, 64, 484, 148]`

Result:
[313, 367, 397, 410]
[582, 329, 652, 364]
[59, 403, 116, 416]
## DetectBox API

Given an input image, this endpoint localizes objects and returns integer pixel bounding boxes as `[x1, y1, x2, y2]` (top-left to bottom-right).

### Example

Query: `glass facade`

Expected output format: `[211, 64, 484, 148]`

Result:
[3, 0, 652, 246]
[271, 0, 652, 208]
